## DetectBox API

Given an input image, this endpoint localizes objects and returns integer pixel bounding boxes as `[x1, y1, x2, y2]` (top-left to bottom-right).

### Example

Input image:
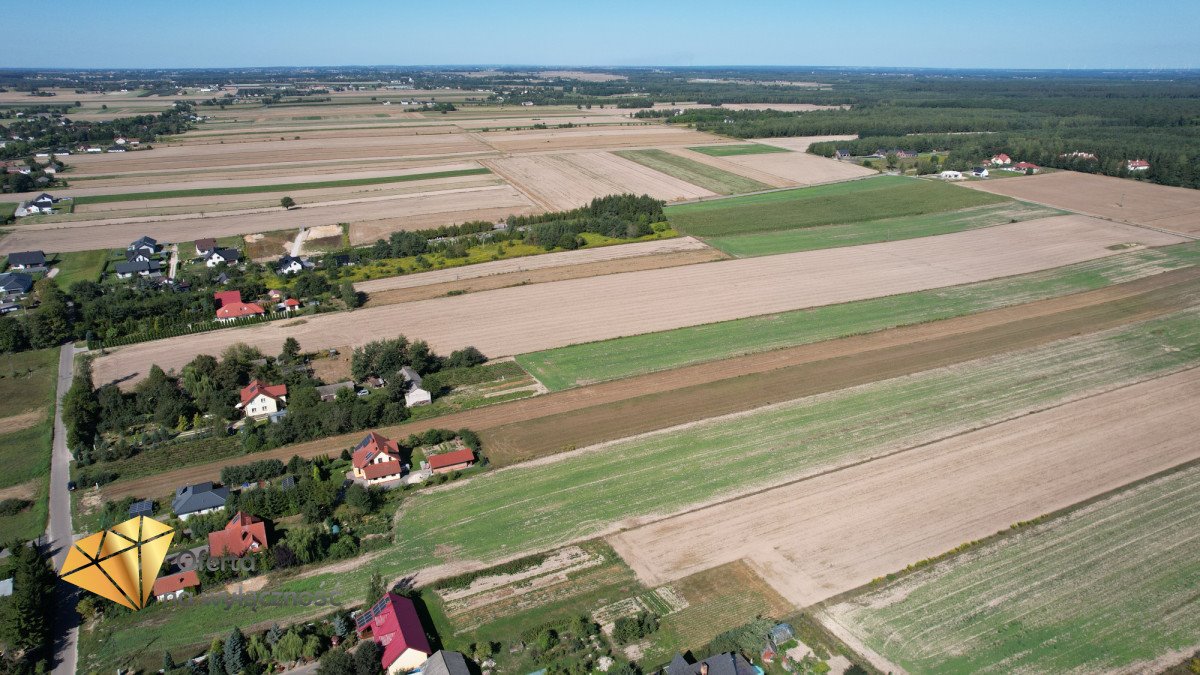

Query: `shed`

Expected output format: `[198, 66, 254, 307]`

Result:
[128, 500, 154, 518]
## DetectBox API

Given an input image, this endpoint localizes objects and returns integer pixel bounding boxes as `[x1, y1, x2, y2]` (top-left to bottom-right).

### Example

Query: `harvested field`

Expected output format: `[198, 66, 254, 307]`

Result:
[477, 126, 725, 154]
[663, 148, 793, 188]
[88, 217, 1186, 387]
[485, 152, 714, 211]
[687, 144, 790, 157]
[752, 135, 861, 152]
[98, 267, 1200, 499]
[961, 170, 1200, 236]
[614, 149, 772, 195]
[609, 363, 1200, 606]
[821, 463, 1200, 674]
[0, 183, 537, 254]
[710, 149, 874, 186]
[356, 236, 715, 293]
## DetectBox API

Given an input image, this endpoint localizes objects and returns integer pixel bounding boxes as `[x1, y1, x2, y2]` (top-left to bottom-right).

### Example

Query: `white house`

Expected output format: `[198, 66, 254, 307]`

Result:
[938, 170, 963, 181]
[990, 153, 1011, 166]
[235, 380, 288, 419]
[971, 167, 989, 178]
[405, 388, 432, 407]
[276, 255, 305, 275]
[204, 248, 241, 267]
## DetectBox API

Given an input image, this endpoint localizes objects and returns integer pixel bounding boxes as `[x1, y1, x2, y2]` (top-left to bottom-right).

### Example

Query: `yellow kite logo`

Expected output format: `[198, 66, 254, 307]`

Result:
[59, 516, 175, 610]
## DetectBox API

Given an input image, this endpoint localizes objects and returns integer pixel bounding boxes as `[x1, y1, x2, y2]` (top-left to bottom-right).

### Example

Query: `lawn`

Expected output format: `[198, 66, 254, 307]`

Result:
[51, 249, 111, 288]
[70, 168, 491, 206]
[80, 309, 1200, 668]
[0, 347, 59, 542]
[687, 144, 790, 157]
[517, 241, 1200, 391]
[665, 175, 1007, 237]
[614, 149, 772, 195]
[822, 464, 1200, 674]
[705, 201, 1065, 257]
[0, 203, 15, 221]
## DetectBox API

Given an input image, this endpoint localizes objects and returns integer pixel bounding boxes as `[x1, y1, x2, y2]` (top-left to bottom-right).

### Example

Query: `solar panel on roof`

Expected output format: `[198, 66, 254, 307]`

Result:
[128, 500, 154, 517]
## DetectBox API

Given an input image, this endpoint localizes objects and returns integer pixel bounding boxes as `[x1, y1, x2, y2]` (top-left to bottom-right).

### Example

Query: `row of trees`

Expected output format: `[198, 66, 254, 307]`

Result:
[0, 101, 195, 160]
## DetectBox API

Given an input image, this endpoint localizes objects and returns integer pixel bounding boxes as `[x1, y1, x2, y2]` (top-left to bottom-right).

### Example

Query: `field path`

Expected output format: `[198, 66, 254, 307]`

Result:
[608, 366, 1200, 607]
[90, 216, 1184, 387]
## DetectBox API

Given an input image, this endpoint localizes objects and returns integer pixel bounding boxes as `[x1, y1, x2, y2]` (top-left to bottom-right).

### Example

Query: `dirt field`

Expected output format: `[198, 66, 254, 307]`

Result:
[751, 135, 862, 152]
[661, 148, 794, 188]
[716, 148, 876, 186]
[477, 126, 727, 154]
[96, 267, 1200, 500]
[485, 152, 715, 210]
[961, 171, 1200, 236]
[719, 103, 845, 112]
[608, 366, 1200, 607]
[88, 216, 1186, 386]
[0, 183, 538, 253]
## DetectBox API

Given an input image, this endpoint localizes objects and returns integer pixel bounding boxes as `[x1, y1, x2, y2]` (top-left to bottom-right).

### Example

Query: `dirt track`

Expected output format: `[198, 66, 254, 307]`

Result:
[608, 366, 1200, 607]
[962, 171, 1200, 236]
[89, 216, 1184, 387]
[97, 267, 1200, 500]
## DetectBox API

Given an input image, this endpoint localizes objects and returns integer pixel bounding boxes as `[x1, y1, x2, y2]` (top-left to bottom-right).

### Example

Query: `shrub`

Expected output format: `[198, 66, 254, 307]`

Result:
[0, 498, 31, 516]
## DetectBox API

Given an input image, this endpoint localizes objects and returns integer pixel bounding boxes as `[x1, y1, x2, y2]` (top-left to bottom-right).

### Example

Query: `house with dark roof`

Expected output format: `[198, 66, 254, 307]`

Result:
[0, 272, 33, 296]
[127, 235, 159, 256]
[6, 251, 45, 270]
[666, 652, 757, 675]
[276, 255, 305, 275]
[420, 651, 472, 675]
[352, 432, 404, 484]
[128, 500, 154, 518]
[195, 238, 218, 256]
[114, 260, 162, 279]
[204, 248, 241, 268]
[356, 592, 433, 673]
[207, 512, 269, 557]
[13, 194, 56, 217]
[172, 481, 229, 520]
[316, 381, 355, 402]
[399, 366, 432, 407]
[236, 379, 288, 418]
[125, 249, 152, 263]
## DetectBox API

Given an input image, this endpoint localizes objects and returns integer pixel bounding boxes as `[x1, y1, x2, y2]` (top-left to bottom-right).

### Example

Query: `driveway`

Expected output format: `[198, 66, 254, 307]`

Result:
[47, 344, 84, 675]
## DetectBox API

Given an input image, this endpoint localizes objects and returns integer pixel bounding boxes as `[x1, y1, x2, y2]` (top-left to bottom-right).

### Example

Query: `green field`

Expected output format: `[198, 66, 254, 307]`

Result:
[0, 203, 15, 221]
[83, 308, 1200, 668]
[824, 464, 1200, 674]
[687, 144, 790, 157]
[705, 201, 1066, 257]
[614, 149, 771, 195]
[518, 241, 1200, 390]
[0, 347, 59, 542]
[665, 175, 1007, 237]
[52, 249, 111, 288]
[70, 167, 491, 205]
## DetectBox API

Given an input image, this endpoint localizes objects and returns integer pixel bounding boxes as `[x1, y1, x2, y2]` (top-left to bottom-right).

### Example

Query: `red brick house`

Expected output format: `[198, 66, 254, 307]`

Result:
[352, 432, 404, 484]
[207, 511, 270, 557]
[428, 448, 475, 474]
[356, 592, 433, 674]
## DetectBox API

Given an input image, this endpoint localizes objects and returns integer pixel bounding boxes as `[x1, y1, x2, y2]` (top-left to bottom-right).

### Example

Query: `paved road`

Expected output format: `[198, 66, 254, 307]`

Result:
[47, 344, 82, 675]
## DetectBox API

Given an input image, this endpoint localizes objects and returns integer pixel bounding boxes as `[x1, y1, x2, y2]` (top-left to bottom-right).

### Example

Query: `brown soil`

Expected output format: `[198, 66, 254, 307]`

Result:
[0, 408, 46, 435]
[97, 267, 1200, 501]
[0, 480, 38, 501]
[608, 367, 1200, 607]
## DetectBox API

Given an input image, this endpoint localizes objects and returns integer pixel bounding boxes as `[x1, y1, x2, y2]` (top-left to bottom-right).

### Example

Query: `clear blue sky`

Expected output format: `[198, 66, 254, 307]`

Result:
[10, 0, 1200, 70]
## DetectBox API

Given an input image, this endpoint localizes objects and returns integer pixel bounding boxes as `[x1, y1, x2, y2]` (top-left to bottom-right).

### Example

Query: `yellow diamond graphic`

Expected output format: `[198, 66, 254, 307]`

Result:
[59, 516, 174, 610]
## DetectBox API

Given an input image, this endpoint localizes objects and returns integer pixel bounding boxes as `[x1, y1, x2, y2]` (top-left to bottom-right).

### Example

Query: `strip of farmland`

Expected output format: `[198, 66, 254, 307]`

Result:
[818, 464, 1200, 674]
[613, 149, 773, 194]
[88, 216, 1185, 387]
[83, 309, 1200, 667]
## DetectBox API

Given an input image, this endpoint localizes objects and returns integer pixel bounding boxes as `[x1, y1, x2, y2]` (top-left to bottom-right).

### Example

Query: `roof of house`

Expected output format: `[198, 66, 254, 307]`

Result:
[1013, 162, 1040, 169]
[213, 290, 242, 307]
[0, 272, 33, 294]
[278, 255, 302, 267]
[172, 481, 229, 515]
[216, 301, 266, 320]
[1129, 159, 1150, 167]
[666, 653, 757, 675]
[284, 298, 300, 307]
[31, 193, 55, 204]
[115, 260, 162, 275]
[129, 235, 157, 249]
[399, 366, 422, 387]
[428, 449, 475, 471]
[128, 499, 154, 517]
[315, 381, 355, 399]
[353, 432, 401, 469]
[239, 380, 287, 406]
[195, 237, 217, 251]
[356, 593, 432, 669]
[992, 153, 1011, 160]
[6, 251, 45, 267]
[152, 570, 199, 596]
[207, 511, 269, 557]
[421, 651, 472, 675]
[207, 248, 241, 262]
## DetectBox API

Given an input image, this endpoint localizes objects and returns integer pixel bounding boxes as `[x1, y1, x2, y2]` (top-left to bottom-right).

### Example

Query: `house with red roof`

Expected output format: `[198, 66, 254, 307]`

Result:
[207, 511, 270, 558]
[428, 448, 475, 475]
[235, 379, 288, 419]
[213, 290, 266, 322]
[355, 592, 433, 674]
[152, 570, 200, 601]
[989, 153, 1011, 166]
[1127, 159, 1150, 172]
[278, 297, 301, 313]
[1012, 162, 1041, 174]
[352, 432, 404, 484]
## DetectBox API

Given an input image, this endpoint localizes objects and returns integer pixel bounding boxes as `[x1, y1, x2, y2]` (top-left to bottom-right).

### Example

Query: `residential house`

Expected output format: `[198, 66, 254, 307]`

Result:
[420, 651, 473, 675]
[125, 249, 152, 264]
[86, 146, 103, 153]
[990, 153, 1012, 166]
[203, 248, 241, 267]
[0, 272, 33, 296]
[1128, 159, 1150, 171]
[171, 481, 229, 520]
[1061, 151, 1098, 161]
[666, 652, 757, 675]
[315, 381, 355, 402]
[834, 149, 851, 160]
[276, 255, 305, 275]
[207, 511, 270, 557]
[6, 250, 46, 269]
[152, 571, 200, 601]
[235, 379, 288, 419]
[114, 260, 162, 279]
[14, 194, 56, 217]
[194, 238, 218, 256]
[970, 166, 989, 178]
[399, 366, 432, 407]
[356, 592, 433, 674]
[114, 137, 128, 145]
[106, 146, 126, 153]
[213, 290, 265, 321]
[1012, 161, 1041, 174]
[352, 432, 405, 484]
[428, 449, 475, 475]
[278, 297, 300, 312]
[127, 235, 159, 256]
[41, 165, 56, 176]
[0, 303, 20, 315]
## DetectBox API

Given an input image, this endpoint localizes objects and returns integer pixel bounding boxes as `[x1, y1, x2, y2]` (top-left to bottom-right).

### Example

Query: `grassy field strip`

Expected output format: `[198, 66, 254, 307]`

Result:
[613, 149, 772, 195]
[70, 167, 491, 205]
[518, 241, 1200, 391]
[704, 201, 1066, 257]
[687, 144, 790, 157]
[0, 347, 59, 541]
[822, 465, 1200, 674]
[665, 175, 1008, 237]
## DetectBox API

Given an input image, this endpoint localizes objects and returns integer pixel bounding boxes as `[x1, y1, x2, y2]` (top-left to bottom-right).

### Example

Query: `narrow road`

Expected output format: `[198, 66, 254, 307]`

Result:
[289, 227, 308, 257]
[168, 244, 179, 279]
[47, 343, 82, 675]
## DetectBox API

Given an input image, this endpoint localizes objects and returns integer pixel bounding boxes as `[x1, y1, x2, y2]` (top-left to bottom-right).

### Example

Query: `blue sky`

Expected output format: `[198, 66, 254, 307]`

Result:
[9, 1, 1200, 70]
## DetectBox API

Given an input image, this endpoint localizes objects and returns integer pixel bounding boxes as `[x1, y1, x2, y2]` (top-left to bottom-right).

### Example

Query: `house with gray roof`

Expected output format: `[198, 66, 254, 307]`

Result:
[114, 260, 162, 279]
[421, 651, 473, 675]
[0, 272, 33, 296]
[316, 381, 356, 402]
[666, 653, 756, 675]
[127, 235, 159, 256]
[172, 482, 229, 520]
[5, 251, 45, 270]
